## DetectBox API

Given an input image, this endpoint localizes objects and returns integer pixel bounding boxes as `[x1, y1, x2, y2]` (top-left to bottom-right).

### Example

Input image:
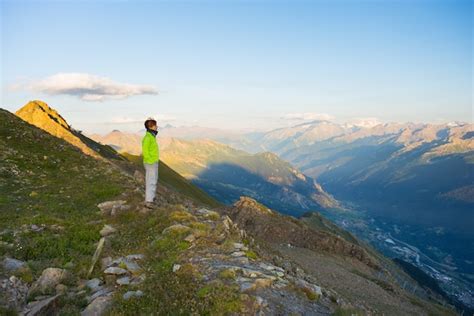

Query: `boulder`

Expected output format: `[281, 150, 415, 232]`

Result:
[81, 295, 112, 316]
[29, 268, 67, 296]
[2, 257, 27, 272]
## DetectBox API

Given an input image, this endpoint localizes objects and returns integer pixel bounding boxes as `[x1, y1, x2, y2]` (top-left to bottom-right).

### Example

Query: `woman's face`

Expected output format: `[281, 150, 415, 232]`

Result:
[150, 124, 158, 131]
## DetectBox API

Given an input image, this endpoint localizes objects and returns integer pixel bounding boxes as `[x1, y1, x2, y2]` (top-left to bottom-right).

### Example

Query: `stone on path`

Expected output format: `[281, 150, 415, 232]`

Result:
[81, 295, 112, 316]
[103, 267, 127, 275]
[123, 290, 143, 300]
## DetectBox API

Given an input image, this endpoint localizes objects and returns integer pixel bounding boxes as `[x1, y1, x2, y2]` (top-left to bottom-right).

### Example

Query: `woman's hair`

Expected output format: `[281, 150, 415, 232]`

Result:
[144, 118, 157, 129]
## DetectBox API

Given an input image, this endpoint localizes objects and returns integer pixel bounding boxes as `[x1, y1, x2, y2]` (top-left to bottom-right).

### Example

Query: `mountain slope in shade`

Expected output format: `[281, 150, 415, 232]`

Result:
[159, 137, 339, 215]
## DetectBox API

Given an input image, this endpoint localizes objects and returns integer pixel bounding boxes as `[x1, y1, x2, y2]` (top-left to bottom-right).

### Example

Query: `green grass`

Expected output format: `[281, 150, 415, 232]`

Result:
[0, 109, 130, 310]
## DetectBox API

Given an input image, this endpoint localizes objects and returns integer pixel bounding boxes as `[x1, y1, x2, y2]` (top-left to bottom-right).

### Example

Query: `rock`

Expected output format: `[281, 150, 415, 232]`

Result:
[123, 260, 141, 274]
[0, 275, 28, 310]
[29, 268, 67, 296]
[97, 200, 126, 211]
[30, 224, 44, 232]
[2, 257, 27, 272]
[89, 287, 114, 303]
[172, 264, 181, 273]
[109, 257, 141, 274]
[233, 242, 244, 250]
[87, 237, 105, 278]
[126, 254, 145, 261]
[241, 268, 262, 278]
[24, 294, 61, 316]
[116, 276, 130, 285]
[103, 267, 127, 275]
[123, 290, 143, 300]
[85, 279, 102, 292]
[296, 279, 322, 298]
[81, 295, 112, 316]
[231, 251, 246, 257]
[99, 225, 116, 237]
[97, 200, 128, 216]
[111, 205, 130, 216]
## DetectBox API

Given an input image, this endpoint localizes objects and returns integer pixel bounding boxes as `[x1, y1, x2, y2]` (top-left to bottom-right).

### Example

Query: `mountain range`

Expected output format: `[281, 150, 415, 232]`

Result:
[1, 100, 462, 314]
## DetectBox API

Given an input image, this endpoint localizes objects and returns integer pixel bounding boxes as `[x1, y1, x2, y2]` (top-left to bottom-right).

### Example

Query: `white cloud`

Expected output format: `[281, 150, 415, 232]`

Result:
[281, 112, 335, 121]
[19, 73, 158, 101]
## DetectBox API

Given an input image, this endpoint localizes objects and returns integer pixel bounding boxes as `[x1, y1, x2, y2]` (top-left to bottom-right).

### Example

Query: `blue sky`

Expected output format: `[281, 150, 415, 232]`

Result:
[1, 0, 472, 133]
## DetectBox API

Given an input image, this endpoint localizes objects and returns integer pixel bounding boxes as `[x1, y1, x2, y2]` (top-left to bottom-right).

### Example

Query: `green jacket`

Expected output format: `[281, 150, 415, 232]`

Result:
[142, 131, 159, 164]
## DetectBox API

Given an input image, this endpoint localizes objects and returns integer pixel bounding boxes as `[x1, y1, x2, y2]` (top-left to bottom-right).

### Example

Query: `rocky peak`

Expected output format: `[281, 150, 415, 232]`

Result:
[16, 100, 70, 130]
[15, 100, 100, 158]
[233, 197, 273, 215]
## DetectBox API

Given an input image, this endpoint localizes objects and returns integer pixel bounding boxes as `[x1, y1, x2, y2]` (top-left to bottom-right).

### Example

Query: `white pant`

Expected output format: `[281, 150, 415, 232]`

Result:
[144, 162, 159, 202]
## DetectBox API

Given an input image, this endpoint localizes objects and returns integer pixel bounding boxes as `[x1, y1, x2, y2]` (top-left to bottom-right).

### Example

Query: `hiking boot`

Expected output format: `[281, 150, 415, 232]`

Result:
[144, 202, 155, 209]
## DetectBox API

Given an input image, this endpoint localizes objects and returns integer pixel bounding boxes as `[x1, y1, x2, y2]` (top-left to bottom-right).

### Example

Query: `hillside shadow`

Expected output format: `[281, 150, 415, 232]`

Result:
[194, 162, 314, 217]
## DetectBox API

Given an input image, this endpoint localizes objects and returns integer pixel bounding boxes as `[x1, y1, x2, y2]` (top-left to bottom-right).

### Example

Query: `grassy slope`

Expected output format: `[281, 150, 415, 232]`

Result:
[121, 152, 221, 208]
[0, 108, 132, 312]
